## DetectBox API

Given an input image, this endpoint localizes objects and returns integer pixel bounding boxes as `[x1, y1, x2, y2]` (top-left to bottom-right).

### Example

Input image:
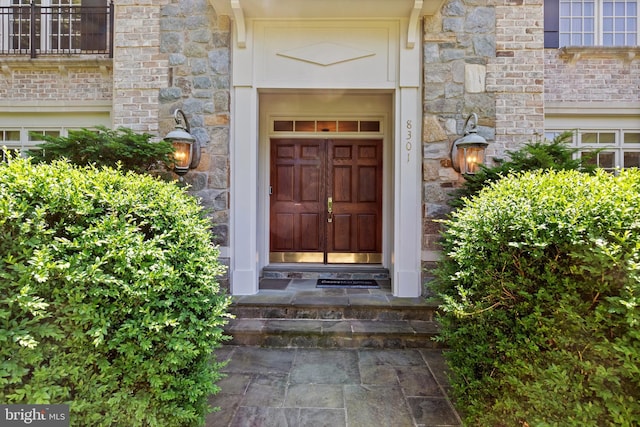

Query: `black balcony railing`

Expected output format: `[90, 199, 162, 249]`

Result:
[0, 2, 113, 58]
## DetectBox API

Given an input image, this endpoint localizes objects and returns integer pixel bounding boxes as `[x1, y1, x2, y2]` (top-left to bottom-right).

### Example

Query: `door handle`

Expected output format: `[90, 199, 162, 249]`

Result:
[327, 197, 333, 222]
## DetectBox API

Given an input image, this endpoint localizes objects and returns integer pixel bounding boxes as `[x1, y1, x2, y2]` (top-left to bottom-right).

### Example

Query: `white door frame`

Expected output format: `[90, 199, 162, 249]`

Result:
[229, 18, 423, 297]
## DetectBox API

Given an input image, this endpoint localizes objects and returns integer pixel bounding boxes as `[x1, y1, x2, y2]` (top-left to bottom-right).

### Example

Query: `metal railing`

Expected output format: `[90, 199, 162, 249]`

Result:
[0, 3, 113, 58]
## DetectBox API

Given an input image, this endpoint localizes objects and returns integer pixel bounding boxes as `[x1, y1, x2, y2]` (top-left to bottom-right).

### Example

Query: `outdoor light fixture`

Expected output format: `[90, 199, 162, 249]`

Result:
[164, 109, 200, 176]
[451, 112, 489, 174]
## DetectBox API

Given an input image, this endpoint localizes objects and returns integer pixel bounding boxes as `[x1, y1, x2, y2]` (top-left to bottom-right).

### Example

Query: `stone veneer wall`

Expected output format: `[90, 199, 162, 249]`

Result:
[158, 0, 231, 285]
[420, 0, 544, 290]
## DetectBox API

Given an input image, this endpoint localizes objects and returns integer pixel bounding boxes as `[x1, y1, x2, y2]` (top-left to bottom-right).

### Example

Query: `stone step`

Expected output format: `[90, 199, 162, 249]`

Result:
[223, 318, 441, 349]
[262, 264, 390, 281]
[229, 300, 438, 321]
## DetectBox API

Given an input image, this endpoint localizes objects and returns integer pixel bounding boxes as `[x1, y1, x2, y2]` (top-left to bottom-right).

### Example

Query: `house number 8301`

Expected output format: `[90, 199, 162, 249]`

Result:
[405, 120, 413, 163]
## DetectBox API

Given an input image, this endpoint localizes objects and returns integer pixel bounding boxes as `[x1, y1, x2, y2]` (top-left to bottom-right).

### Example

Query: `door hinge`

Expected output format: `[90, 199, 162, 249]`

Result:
[269, 186, 273, 195]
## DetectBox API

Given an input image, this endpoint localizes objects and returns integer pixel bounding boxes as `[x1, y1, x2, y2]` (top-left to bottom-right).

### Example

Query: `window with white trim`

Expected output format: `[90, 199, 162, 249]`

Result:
[545, 128, 640, 172]
[545, 0, 639, 47]
[1, 127, 67, 160]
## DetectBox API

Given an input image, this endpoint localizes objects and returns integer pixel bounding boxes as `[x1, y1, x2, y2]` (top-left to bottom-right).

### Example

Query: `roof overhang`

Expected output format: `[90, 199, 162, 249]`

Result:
[208, 0, 444, 48]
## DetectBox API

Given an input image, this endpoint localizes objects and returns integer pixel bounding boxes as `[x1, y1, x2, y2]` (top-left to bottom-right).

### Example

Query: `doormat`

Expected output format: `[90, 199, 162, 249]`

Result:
[316, 279, 380, 289]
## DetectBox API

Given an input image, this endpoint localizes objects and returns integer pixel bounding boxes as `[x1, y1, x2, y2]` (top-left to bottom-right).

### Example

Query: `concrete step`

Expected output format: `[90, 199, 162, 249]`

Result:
[223, 318, 441, 349]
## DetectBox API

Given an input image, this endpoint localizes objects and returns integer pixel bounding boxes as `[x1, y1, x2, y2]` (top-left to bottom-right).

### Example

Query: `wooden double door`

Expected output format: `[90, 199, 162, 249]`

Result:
[269, 138, 383, 264]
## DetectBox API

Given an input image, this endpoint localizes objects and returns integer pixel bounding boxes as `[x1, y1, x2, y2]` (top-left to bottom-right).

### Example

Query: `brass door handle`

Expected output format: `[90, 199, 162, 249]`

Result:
[327, 197, 333, 222]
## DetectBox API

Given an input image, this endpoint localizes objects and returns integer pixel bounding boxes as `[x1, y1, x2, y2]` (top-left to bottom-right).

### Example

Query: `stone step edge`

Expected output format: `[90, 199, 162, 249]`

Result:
[224, 318, 441, 336]
[223, 319, 442, 349]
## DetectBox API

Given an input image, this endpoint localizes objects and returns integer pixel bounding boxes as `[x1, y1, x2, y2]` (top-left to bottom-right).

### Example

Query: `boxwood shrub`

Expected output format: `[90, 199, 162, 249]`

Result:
[0, 157, 231, 426]
[434, 169, 640, 426]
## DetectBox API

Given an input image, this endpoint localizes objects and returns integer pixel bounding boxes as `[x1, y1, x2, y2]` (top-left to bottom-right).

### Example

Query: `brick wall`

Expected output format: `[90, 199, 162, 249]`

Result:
[112, 0, 169, 133]
[544, 49, 640, 104]
[488, 0, 545, 155]
[0, 64, 112, 103]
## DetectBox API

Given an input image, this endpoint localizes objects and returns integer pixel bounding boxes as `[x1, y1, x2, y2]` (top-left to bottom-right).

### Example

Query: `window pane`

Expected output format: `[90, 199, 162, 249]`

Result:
[360, 121, 380, 132]
[604, 18, 614, 31]
[629, 2, 637, 15]
[581, 151, 598, 166]
[584, 18, 595, 31]
[598, 152, 616, 169]
[582, 133, 598, 143]
[560, 18, 571, 31]
[604, 33, 614, 44]
[624, 132, 640, 144]
[585, 34, 595, 44]
[615, 1, 625, 14]
[604, 1, 614, 14]
[584, 1, 595, 14]
[294, 121, 315, 132]
[572, 18, 583, 31]
[572, 34, 583, 44]
[599, 133, 616, 144]
[317, 121, 336, 132]
[572, 2, 582, 14]
[615, 33, 625, 44]
[624, 152, 640, 168]
[561, 3, 571, 15]
[274, 121, 294, 132]
[338, 121, 358, 132]
[628, 34, 636, 44]
[628, 18, 637, 31]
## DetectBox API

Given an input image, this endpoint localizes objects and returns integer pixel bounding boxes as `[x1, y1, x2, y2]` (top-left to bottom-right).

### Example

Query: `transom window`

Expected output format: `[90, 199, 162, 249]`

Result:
[559, 0, 639, 46]
[545, 128, 640, 172]
[272, 119, 381, 134]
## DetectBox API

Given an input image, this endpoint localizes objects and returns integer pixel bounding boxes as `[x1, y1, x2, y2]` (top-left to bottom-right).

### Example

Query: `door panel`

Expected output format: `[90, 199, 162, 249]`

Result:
[327, 140, 382, 257]
[270, 139, 325, 258]
[270, 138, 381, 263]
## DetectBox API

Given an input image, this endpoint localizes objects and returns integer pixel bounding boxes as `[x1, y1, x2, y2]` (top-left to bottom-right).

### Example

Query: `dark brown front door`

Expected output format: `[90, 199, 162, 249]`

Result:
[269, 138, 382, 264]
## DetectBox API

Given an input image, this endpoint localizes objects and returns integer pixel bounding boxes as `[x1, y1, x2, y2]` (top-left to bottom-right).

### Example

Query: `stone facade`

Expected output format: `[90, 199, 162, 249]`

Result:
[158, 1, 231, 248]
[419, 0, 544, 280]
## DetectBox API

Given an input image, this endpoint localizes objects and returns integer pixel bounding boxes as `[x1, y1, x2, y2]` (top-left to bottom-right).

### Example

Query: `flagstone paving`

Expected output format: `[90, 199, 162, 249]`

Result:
[207, 346, 462, 427]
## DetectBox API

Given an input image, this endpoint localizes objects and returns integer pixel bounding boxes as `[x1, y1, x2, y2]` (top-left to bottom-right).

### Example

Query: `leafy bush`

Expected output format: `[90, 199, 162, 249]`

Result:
[28, 126, 175, 174]
[0, 156, 230, 426]
[434, 169, 640, 426]
[449, 131, 597, 208]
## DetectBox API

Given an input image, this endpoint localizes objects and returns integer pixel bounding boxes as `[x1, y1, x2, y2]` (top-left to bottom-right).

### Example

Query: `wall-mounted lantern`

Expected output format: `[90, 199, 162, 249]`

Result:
[451, 113, 489, 174]
[164, 109, 200, 176]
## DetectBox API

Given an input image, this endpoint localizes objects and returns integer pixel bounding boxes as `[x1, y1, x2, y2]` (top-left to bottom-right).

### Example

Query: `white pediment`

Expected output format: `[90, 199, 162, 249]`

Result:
[277, 43, 375, 66]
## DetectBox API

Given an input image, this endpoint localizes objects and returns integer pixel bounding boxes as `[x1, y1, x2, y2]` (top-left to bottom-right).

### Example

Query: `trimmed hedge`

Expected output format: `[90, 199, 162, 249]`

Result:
[434, 169, 640, 426]
[0, 157, 230, 426]
[27, 126, 175, 174]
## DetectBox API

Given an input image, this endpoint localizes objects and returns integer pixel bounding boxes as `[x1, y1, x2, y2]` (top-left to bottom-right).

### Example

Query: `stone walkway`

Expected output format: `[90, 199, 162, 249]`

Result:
[206, 345, 462, 427]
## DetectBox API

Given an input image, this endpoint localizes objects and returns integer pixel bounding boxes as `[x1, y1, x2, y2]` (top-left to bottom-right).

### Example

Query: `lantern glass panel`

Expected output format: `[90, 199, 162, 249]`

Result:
[172, 141, 192, 169]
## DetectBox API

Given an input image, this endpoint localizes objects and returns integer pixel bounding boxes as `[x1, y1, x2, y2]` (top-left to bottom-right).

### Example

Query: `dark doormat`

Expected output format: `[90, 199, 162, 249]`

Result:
[316, 279, 380, 289]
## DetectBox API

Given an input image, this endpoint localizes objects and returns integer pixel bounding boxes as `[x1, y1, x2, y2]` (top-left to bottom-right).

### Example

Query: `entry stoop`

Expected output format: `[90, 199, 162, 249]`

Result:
[223, 277, 442, 349]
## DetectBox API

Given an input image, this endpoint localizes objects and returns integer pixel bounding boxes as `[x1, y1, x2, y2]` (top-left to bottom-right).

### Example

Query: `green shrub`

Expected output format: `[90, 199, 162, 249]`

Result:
[28, 126, 175, 174]
[0, 156, 231, 426]
[449, 131, 597, 208]
[434, 169, 640, 426]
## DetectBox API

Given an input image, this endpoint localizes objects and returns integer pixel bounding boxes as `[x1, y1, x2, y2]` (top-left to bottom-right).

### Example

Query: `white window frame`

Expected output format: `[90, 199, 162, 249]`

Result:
[559, 0, 639, 47]
[0, 127, 73, 157]
[545, 127, 640, 172]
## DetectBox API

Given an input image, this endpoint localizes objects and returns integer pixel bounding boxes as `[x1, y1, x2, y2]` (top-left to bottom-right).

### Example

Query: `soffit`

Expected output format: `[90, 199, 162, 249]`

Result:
[209, 0, 443, 47]
[209, 0, 443, 19]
